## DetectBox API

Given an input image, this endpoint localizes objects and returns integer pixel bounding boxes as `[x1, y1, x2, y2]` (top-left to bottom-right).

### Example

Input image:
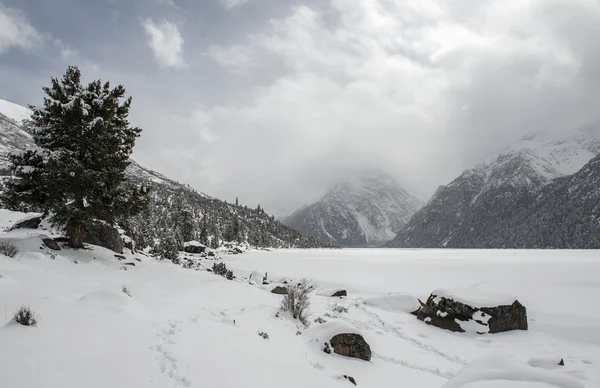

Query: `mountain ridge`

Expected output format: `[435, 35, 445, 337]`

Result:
[284, 170, 422, 247]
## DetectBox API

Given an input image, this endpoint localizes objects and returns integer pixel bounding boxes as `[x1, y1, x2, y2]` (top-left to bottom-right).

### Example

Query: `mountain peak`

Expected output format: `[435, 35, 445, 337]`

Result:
[285, 170, 422, 247]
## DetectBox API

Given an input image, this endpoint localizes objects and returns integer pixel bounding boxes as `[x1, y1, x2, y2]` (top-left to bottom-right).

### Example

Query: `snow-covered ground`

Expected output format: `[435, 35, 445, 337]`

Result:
[1, 215, 599, 387]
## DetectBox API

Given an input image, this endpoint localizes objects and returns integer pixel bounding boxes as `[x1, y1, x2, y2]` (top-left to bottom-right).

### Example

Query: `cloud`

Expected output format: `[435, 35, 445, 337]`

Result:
[198, 0, 600, 206]
[220, 0, 252, 10]
[0, 6, 41, 53]
[141, 18, 186, 69]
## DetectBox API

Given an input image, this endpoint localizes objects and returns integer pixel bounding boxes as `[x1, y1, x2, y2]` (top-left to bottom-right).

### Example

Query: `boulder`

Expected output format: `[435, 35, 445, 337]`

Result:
[332, 290, 347, 297]
[42, 238, 61, 251]
[234, 247, 243, 254]
[415, 289, 527, 334]
[271, 286, 288, 295]
[83, 220, 123, 254]
[343, 375, 357, 386]
[114, 254, 126, 261]
[207, 251, 215, 257]
[330, 333, 372, 361]
[122, 236, 136, 253]
[11, 215, 43, 230]
[249, 271, 265, 285]
[183, 241, 207, 254]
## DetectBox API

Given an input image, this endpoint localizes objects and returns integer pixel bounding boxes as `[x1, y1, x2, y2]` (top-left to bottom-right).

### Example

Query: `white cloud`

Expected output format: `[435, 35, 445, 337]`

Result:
[141, 18, 186, 69]
[0, 6, 41, 53]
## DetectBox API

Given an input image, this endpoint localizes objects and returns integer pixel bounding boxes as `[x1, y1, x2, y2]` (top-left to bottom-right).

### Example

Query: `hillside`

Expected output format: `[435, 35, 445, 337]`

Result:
[389, 130, 600, 248]
[0, 99, 327, 249]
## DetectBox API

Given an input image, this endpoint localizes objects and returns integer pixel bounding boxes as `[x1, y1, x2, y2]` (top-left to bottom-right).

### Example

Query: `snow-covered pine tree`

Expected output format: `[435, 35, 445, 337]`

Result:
[2, 66, 148, 248]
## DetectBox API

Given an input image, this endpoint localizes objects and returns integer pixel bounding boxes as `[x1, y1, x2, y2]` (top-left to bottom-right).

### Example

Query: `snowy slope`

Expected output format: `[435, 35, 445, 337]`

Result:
[390, 129, 600, 248]
[0, 99, 32, 124]
[285, 170, 422, 247]
[2, 213, 599, 387]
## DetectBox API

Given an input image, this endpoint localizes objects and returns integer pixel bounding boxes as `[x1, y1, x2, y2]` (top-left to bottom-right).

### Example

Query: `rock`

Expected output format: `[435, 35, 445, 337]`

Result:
[271, 286, 288, 295]
[249, 270, 265, 285]
[83, 220, 123, 254]
[416, 291, 528, 334]
[123, 262, 136, 266]
[234, 247, 243, 254]
[11, 215, 43, 230]
[558, 359, 565, 366]
[134, 258, 141, 262]
[42, 238, 61, 251]
[114, 254, 126, 260]
[207, 251, 215, 257]
[343, 375, 357, 386]
[332, 290, 347, 297]
[183, 241, 207, 254]
[122, 236, 136, 253]
[54, 237, 69, 243]
[330, 333, 372, 361]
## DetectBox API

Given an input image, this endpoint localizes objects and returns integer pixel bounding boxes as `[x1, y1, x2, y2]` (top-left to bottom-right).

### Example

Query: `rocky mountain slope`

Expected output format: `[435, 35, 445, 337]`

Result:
[0, 99, 326, 249]
[284, 170, 422, 247]
[389, 130, 600, 248]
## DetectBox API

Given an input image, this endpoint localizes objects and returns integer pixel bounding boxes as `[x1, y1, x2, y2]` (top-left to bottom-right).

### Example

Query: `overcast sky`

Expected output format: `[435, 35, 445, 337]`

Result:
[1, 0, 599, 212]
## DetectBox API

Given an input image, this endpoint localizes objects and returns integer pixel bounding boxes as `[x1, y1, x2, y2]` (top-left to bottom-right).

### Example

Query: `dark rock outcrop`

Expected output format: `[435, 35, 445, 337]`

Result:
[415, 293, 528, 334]
[42, 238, 61, 251]
[83, 220, 123, 253]
[271, 286, 288, 295]
[330, 333, 372, 361]
[332, 290, 347, 297]
[11, 216, 42, 230]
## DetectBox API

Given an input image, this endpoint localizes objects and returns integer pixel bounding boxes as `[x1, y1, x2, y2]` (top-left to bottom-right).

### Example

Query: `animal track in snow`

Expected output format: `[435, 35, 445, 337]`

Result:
[155, 320, 192, 387]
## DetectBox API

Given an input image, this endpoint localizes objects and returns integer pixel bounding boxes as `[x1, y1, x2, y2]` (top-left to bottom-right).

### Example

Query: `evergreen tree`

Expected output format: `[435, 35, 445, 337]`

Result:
[235, 197, 239, 206]
[2, 66, 148, 248]
[160, 234, 180, 263]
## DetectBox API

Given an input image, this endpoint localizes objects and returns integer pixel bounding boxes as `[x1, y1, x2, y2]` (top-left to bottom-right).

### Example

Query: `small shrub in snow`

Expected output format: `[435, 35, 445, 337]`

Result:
[331, 303, 349, 314]
[314, 316, 327, 324]
[14, 305, 37, 327]
[212, 262, 234, 280]
[0, 242, 19, 258]
[281, 279, 313, 325]
[258, 331, 269, 340]
[122, 285, 132, 297]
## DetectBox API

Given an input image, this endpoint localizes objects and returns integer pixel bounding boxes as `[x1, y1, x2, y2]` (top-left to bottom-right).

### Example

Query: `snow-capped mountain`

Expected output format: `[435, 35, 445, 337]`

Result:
[389, 129, 600, 248]
[284, 170, 422, 247]
[0, 99, 326, 249]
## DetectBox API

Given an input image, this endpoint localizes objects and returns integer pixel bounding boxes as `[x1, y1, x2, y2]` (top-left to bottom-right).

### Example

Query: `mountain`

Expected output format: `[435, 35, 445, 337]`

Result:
[389, 129, 600, 248]
[0, 99, 327, 249]
[284, 170, 422, 247]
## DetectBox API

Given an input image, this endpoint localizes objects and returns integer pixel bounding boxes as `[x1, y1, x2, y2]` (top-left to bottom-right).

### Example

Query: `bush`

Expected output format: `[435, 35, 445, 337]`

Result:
[122, 285, 132, 297]
[331, 303, 349, 314]
[212, 262, 234, 280]
[14, 305, 37, 326]
[0, 242, 19, 258]
[281, 279, 313, 325]
[258, 331, 269, 340]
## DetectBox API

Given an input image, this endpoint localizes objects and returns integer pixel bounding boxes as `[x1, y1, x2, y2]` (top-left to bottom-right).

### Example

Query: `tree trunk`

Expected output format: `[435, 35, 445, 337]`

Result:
[67, 219, 85, 248]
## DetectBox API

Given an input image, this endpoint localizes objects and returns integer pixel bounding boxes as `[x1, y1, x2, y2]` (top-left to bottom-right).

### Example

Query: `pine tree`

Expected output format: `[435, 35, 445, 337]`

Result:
[235, 197, 239, 206]
[160, 234, 180, 263]
[2, 66, 148, 248]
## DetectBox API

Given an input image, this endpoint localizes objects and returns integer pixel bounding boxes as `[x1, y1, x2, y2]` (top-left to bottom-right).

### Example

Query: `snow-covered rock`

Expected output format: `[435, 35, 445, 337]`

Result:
[416, 288, 527, 334]
[249, 270, 265, 285]
[442, 355, 584, 388]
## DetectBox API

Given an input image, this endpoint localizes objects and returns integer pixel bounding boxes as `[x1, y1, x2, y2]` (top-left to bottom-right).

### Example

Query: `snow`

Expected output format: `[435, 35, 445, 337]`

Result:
[183, 240, 206, 248]
[0, 98, 32, 124]
[442, 355, 584, 388]
[1, 212, 600, 388]
[432, 288, 517, 307]
[363, 292, 422, 313]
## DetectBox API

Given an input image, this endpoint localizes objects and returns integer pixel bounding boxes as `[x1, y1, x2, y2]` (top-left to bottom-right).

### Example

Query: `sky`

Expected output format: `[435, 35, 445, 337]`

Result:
[0, 0, 599, 214]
